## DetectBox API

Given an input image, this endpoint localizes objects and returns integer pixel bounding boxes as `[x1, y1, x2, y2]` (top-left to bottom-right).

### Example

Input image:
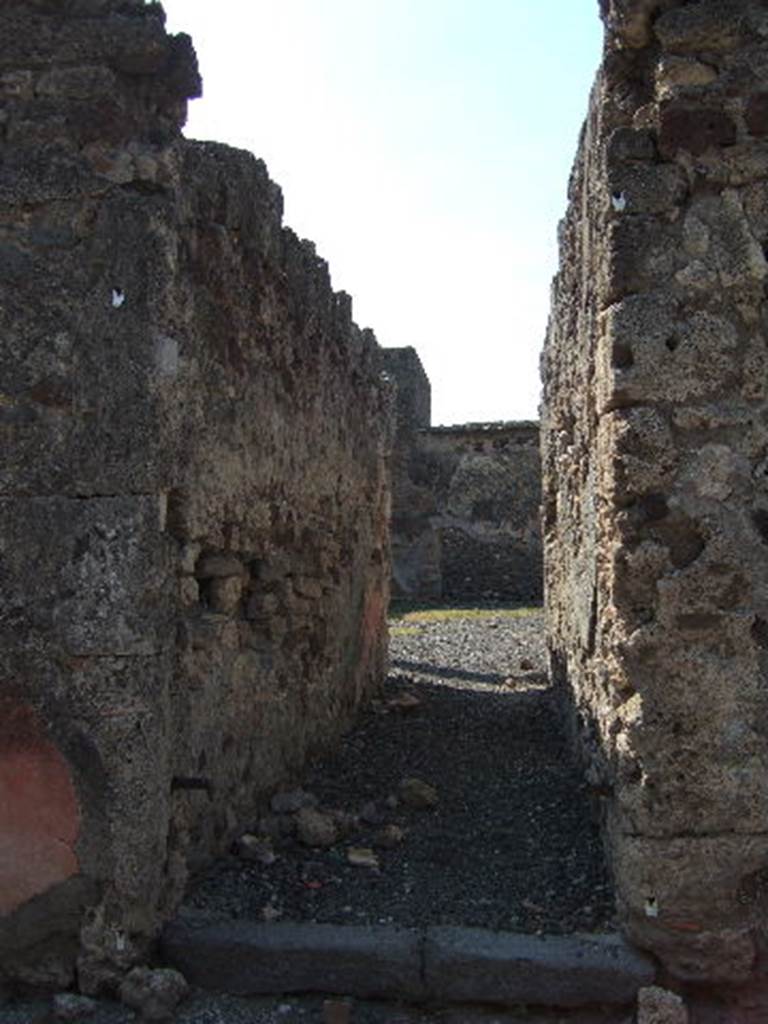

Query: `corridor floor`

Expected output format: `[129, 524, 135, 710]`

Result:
[185, 607, 615, 936]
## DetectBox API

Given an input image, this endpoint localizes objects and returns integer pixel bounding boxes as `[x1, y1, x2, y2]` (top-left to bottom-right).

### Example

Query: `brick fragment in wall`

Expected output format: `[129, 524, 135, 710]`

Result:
[0, 0, 393, 991]
[542, 0, 768, 1000]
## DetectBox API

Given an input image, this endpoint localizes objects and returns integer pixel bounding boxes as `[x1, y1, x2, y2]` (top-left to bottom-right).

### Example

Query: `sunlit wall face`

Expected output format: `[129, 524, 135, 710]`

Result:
[162, 0, 602, 426]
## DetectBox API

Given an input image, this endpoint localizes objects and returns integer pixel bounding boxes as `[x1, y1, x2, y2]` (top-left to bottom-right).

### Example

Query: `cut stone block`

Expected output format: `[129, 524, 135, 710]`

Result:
[423, 928, 656, 1007]
[162, 920, 425, 1001]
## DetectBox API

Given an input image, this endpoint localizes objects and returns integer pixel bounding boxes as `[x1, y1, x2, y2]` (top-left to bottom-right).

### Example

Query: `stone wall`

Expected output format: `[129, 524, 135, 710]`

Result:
[414, 422, 542, 603]
[380, 348, 440, 598]
[543, 0, 768, 1002]
[382, 349, 542, 603]
[0, 1, 392, 992]
[381, 347, 431, 439]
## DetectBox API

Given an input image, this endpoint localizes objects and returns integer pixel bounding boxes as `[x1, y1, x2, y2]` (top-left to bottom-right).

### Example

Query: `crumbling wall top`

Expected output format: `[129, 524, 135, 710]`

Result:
[1, 0, 200, 152]
[425, 420, 539, 438]
[598, 0, 666, 48]
[600, 0, 768, 51]
[381, 346, 431, 437]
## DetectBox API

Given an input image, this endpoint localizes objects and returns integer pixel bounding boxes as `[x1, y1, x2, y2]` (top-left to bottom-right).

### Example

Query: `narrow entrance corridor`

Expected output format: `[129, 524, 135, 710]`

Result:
[185, 607, 614, 935]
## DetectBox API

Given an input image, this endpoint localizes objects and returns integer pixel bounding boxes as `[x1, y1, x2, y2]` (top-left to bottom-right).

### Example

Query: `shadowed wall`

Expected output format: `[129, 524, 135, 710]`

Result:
[0, 0, 393, 992]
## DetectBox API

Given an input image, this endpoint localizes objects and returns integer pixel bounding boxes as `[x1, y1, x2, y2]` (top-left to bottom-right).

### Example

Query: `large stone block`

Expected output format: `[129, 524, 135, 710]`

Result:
[613, 834, 768, 983]
[163, 920, 425, 1001]
[0, 496, 173, 656]
[423, 927, 656, 1007]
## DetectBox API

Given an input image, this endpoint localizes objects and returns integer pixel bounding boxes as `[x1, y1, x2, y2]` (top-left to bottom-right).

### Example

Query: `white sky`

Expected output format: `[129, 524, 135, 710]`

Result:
[161, 1, 603, 426]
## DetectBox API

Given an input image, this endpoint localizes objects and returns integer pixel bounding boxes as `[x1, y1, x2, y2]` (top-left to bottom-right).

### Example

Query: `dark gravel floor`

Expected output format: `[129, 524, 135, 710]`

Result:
[0, 990, 631, 1024]
[184, 608, 616, 935]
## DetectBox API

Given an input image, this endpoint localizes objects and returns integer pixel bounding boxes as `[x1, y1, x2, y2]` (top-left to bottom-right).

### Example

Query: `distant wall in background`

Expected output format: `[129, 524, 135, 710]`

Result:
[383, 348, 542, 603]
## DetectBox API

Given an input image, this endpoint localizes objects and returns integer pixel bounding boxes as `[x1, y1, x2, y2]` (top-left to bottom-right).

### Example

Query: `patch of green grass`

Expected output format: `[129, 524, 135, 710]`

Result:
[388, 602, 541, 624]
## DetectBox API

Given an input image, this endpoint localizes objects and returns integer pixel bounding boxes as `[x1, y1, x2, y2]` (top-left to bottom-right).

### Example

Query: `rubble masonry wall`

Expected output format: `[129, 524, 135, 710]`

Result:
[381, 348, 440, 598]
[0, 0, 392, 992]
[413, 423, 542, 603]
[543, 0, 768, 996]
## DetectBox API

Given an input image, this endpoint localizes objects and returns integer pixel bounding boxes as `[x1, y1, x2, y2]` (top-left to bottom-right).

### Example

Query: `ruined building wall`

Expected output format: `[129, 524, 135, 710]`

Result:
[543, 0, 768, 997]
[413, 423, 542, 603]
[382, 349, 542, 603]
[380, 348, 441, 598]
[0, 1, 392, 992]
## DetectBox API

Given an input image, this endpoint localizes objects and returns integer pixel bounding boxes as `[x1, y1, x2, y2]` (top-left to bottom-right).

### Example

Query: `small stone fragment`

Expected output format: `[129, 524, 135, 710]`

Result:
[270, 788, 318, 814]
[300, 859, 337, 888]
[180, 542, 202, 575]
[257, 813, 295, 839]
[296, 807, 338, 848]
[134, 153, 159, 182]
[637, 987, 688, 1024]
[347, 846, 380, 869]
[328, 808, 359, 836]
[195, 553, 245, 578]
[323, 997, 352, 1024]
[77, 955, 123, 998]
[234, 833, 276, 864]
[398, 777, 438, 809]
[385, 692, 422, 712]
[372, 824, 405, 849]
[655, 56, 717, 98]
[359, 800, 384, 825]
[208, 575, 243, 614]
[119, 966, 189, 1021]
[178, 577, 199, 607]
[53, 993, 97, 1021]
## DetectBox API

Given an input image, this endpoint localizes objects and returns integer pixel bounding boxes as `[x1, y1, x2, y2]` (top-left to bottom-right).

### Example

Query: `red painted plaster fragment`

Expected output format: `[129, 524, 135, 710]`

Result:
[0, 699, 80, 915]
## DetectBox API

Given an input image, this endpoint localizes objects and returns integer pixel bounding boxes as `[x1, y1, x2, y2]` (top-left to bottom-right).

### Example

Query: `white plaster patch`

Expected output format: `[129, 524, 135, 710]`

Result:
[111, 288, 125, 308]
[644, 896, 659, 918]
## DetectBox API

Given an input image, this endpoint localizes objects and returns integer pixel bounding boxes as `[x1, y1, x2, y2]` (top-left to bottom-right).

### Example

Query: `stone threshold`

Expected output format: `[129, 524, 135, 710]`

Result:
[162, 918, 656, 1009]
